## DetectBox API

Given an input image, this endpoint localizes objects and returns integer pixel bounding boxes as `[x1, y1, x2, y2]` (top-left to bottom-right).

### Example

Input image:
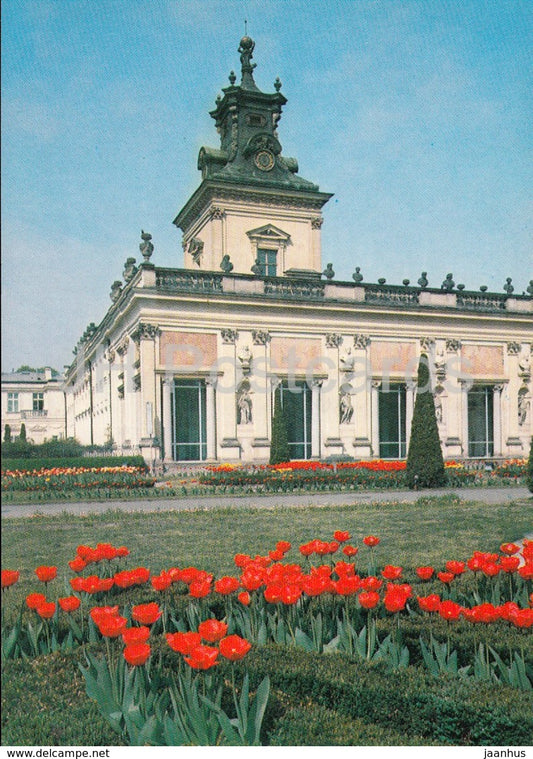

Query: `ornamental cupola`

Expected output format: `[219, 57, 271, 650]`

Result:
[197, 35, 318, 192]
[174, 36, 332, 277]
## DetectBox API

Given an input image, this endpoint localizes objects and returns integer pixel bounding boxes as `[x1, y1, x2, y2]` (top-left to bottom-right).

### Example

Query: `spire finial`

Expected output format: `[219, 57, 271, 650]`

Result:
[238, 32, 258, 90]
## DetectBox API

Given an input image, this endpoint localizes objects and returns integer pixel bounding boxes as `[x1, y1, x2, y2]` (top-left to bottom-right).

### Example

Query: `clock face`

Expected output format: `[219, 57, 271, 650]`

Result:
[254, 149, 275, 171]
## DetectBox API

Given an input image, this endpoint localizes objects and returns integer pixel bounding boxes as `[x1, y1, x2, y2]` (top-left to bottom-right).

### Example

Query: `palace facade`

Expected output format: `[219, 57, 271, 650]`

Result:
[64, 36, 532, 466]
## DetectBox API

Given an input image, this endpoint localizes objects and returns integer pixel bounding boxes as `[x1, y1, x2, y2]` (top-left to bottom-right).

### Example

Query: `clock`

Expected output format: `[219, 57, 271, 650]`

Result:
[254, 149, 275, 171]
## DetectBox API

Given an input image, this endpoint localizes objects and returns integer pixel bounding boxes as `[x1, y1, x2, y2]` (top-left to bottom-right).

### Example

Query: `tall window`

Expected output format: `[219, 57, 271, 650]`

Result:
[172, 380, 207, 461]
[257, 248, 277, 277]
[7, 393, 18, 413]
[279, 380, 312, 459]
[468, 386, 494, 457]
[33, 392, 44, 411]
[379, 384, 407, 458]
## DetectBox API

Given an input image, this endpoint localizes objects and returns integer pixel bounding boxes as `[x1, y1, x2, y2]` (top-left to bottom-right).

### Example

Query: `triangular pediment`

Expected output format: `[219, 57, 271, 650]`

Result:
[246, 224, 291, 242]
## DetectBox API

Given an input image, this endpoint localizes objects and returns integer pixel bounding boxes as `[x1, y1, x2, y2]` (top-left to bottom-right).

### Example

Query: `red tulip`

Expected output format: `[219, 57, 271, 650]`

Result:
[151, 573, 172, 591]
[58, 596, 81, 613]
[68, 557, 86, 573]
[36, 601, 56, 619]
[132, 603, 162, 626]
[334, 575, 360, 596]
[500, 556, 520, 573]
[166, 631, 202, 654]
[482, 563, 500, 578]
[219, 635, 252, 662]
[26, 592, 47, 610]
[276, 541, 291, 553]
[70, 577, 86, 592]
[116, 546, 130, 558]
[445, 560, 466, 575]
[381, 565, 402, 581]
[238, 591, 251, 606]
[384, 585, 410, 613]
[264, 584, 283, 604]
[122, 626, 150, 645]
[500, 542, 520, 555]
[437, 571, 455, 584]
[98, 615, 128, 638]
[184, 644, 219, 670]
[417, 594, 441, 613]
[342, 545, 358, 557]
[90, 605, 120, 625]
[281, 583, 303, 605]
[463, 603, 500, 624]
[198, 618, 228, 643]
[334, 530, 351, 543]
[234, 554, 252, 568]
[509, 608, 533, 629]
[358, 591, 380, 609]
[360, 576, 383, 591]
[438, 600, 463, 621]
[123, 643, 151, 666]
[363, 536, 380, 547]
[214, 576, 240, 595]
[518, 563, 533, 580]
[416, 567, 434, 581]
[35, 566, 57, 583]
[1, 569, 20, 588]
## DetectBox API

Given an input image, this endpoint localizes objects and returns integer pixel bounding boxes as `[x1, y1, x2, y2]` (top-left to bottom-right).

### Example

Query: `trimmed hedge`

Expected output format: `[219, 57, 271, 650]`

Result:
[2, 455, 148, 473]
[239, 645, 533, 746]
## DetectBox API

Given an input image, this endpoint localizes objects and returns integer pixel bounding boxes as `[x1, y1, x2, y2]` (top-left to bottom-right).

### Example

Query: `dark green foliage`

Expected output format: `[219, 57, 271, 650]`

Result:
[269, 387, 290, 464]
[242, 645, 533, 746]
[526, 437, 533, 493]
[19, 423, 27, 441]
[406, 354, 446, 488]
[1, 437, 84, 459]
[4, 423, 12, 443]
[1, 455, 148, 472]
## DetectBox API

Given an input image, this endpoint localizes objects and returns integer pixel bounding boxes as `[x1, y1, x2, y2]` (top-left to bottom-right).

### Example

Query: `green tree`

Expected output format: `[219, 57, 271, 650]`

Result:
[3, 424, 11, 443]
[269, 386, 290, 465]
[19, 423, 27, 442]
[406, 354, 446, 489]
[527, 437, 533, 494]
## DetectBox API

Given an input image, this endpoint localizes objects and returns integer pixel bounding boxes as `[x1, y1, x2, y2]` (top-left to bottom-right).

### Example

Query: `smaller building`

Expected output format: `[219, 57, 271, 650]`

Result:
[1, 368, 66, 444]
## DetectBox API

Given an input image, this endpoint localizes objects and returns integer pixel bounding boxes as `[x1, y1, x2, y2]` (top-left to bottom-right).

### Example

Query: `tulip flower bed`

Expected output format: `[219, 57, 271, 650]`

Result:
[1, 464, 155, 499]
[2, 511, 532, 746]
[197, 458, 527, 492]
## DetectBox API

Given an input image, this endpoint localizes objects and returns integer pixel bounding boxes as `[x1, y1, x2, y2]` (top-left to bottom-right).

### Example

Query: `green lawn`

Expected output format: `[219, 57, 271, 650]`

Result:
[2, 494, 532, 746]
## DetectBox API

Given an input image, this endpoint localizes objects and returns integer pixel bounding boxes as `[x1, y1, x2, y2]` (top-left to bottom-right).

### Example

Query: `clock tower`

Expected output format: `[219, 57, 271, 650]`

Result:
[174, 35, 332, 277]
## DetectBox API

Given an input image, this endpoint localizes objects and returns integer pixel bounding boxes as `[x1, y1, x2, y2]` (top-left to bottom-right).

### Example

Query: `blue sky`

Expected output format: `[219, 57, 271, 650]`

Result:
[2, 0, 532, 372]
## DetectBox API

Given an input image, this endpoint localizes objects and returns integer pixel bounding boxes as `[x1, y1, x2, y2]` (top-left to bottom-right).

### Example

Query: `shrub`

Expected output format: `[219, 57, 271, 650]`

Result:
[406, 354, 446, 489]
[19, 423, 27, 442]
[269, 387, 290, 465]
[243, 645, 533, 746]
[4, 423, 12, 443]
[1, 455, 148, 473]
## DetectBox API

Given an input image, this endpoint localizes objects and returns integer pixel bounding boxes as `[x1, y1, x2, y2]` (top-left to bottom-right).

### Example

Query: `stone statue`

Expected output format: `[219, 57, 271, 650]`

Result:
[518, 393, 529, 426]
[434, 393, 443, 424]
[441, 273, 455, 291]
[418, 272, 428, 288]
[339, 389, 354, 424]
[339, 348, 355, 372]
[140, 231, 154, 262]
[237, 345, 252, 373]
[503, 277, 514, 294]
[323, 263, 335, 280]
[352, 267, 363, 284]
[220, 254, 234, 273]
[237, 385, 252, 424]
[251, 259, 262, 275]
[518, 351, 530, 374]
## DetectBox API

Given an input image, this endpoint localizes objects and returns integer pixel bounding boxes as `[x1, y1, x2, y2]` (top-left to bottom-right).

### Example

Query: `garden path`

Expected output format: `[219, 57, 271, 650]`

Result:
[1, 486, 531, 519]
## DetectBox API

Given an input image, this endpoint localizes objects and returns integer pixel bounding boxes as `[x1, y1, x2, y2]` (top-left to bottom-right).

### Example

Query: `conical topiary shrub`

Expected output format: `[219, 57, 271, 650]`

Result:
[406, 354, 446, 489]
[270, 386, 290, 465]
[527, 437, 533, 494]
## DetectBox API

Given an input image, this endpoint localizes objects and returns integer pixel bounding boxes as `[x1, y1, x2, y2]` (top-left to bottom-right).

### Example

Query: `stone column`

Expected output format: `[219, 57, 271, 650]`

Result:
[219, 329, 241, 459]
[405, 381, 416, 454]
[162, 377, 173, 462]
[460, 380, 470, 457]
[210, 207, 225, 268]
[310, 216, 323, 273]
[352, 334, 372, 457]
[371, 380, 381, 457]
[493, 385, 503, 457]
[311, 380, 322, 458]
[206, 377, 217, 460]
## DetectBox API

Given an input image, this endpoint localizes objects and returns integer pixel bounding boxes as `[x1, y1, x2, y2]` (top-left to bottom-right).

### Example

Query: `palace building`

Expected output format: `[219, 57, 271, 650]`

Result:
[64, 36, 532, 466]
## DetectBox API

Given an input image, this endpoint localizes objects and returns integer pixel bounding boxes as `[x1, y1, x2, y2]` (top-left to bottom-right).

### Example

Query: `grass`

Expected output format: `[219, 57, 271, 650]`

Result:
[2, 493, 532, 746]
